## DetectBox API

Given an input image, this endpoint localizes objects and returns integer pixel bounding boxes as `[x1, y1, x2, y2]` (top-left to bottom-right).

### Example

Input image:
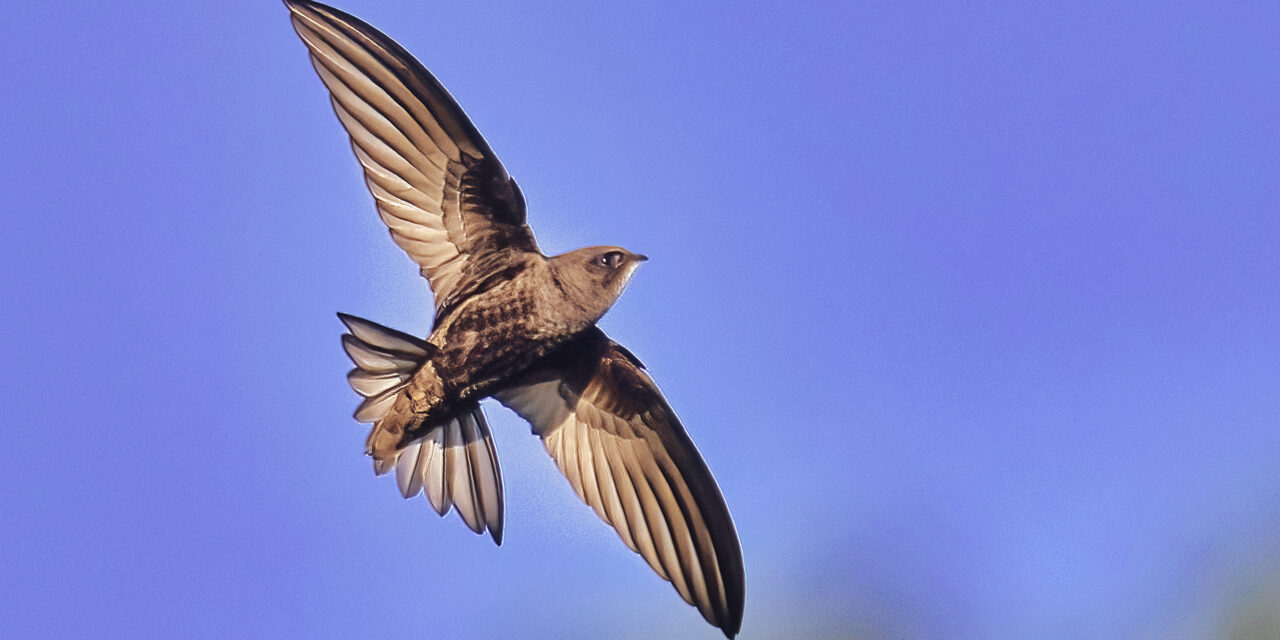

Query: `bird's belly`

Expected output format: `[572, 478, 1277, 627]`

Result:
[431, 321, 562, 404]
[427, 272, 584, 403]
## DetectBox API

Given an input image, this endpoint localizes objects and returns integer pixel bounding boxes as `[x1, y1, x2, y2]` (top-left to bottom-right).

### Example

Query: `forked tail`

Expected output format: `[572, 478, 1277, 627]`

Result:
[338, 313, 505, 544]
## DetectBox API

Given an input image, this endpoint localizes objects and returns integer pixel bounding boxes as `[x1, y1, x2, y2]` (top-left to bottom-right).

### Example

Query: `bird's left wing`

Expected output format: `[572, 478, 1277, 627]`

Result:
[495, 328, 745, 638]
[286, 0, 539, 317]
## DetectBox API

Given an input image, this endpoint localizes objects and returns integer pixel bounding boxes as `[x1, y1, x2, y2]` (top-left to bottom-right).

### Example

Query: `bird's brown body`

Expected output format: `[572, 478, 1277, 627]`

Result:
[287, 0, 745, 636]
[370, 251, 639, 458]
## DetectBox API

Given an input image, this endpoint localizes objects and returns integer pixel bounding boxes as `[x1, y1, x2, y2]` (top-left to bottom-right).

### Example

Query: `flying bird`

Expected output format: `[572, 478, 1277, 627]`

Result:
[284, 1, 745, 636]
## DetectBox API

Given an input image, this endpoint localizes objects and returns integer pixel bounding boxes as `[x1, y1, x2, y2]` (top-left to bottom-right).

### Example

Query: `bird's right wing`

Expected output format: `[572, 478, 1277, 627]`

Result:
[286, 0, 540, 316]
[495, 329, 745, 638]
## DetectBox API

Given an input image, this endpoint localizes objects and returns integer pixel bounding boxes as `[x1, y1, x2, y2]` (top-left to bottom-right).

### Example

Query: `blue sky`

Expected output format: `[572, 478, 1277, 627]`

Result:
[2, 1, 1279, 638]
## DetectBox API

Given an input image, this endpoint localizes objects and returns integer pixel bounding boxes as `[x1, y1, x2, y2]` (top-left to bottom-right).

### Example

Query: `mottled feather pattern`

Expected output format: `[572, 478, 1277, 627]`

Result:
[287, 1, 744, 635]
[338, 313, 504, 544]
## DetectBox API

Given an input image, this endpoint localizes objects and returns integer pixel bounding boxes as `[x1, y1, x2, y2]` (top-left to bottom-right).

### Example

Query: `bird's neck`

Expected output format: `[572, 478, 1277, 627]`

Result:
[544, 259, 610, 334]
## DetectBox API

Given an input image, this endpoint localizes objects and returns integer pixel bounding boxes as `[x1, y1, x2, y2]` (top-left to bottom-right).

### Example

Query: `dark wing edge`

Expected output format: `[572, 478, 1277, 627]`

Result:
[496, 329, 746, 637]
[285, 0, 538, 313]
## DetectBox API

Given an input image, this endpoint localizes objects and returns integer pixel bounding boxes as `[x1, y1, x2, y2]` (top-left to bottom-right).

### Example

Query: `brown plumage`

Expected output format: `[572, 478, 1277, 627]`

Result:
[286, 1, 744, 636]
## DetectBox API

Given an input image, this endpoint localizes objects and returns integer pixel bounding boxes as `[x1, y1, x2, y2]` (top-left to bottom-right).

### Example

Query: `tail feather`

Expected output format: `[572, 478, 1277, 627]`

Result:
[421, 426, 450, 515]
[353, 391, 399, 423]
[468, 409, 504, 537]
[340, 333, 422, 374]
[346, 369, 412, 397]
[339, 314, 432, 426]
[338, 312, 432, 356]
[446, 414, 479, 531]
[390, 405, 505, 544]
[338, 313, 505, 545]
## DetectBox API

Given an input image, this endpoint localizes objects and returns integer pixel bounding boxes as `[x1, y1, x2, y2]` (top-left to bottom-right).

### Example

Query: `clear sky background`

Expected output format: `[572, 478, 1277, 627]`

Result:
[2, 1, 1278, 639]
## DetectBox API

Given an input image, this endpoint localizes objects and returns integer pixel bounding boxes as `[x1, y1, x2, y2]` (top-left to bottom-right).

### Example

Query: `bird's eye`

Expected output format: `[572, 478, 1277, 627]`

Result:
[596, 251, 625, 269]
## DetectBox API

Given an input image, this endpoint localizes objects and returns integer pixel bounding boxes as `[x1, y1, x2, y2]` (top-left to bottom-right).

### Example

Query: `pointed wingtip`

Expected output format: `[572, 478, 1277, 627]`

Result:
[721, 609, 743, 638]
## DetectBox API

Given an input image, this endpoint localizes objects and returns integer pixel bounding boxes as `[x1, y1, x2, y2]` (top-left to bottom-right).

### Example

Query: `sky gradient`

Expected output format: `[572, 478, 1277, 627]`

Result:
[2, 1, 1279, 638]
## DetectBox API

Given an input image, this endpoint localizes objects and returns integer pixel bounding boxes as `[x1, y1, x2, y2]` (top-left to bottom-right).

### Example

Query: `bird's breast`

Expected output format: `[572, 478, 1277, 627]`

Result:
[428, 273, 587, 402]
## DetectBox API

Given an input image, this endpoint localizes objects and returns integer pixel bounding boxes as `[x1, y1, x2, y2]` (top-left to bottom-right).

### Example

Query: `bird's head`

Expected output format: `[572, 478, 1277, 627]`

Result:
[549, 246, 649, 325]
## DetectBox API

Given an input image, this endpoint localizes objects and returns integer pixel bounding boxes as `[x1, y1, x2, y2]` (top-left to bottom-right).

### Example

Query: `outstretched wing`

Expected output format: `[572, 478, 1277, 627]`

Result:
[495, 329, 745, 638]
[287, 0, 539, 316]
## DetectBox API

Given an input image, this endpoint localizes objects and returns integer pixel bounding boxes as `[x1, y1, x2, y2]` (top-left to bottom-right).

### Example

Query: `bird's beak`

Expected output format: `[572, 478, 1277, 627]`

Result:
[632, 253, 649, 262]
